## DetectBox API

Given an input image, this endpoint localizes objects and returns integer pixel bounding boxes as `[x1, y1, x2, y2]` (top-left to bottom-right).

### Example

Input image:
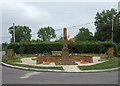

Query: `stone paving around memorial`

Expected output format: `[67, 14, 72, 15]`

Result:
[15, 57, 105, 72]
[62, 65, 81, 72]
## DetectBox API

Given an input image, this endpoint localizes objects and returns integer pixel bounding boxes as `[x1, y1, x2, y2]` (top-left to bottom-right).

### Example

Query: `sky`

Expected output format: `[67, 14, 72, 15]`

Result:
[0, 0, 119, 44]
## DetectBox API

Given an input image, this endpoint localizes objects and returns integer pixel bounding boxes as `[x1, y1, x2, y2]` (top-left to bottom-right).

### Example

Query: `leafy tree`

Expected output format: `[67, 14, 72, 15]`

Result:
[75, 27, 94, 41]
[37, 26, 56, 41]
[94, 8, 120, 43]
[8, 25, 32, 42]
[2, 42, 8, 49]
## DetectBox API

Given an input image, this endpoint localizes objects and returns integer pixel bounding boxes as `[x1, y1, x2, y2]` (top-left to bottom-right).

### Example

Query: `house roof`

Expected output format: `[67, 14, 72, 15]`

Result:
[69, 37, 75, 41]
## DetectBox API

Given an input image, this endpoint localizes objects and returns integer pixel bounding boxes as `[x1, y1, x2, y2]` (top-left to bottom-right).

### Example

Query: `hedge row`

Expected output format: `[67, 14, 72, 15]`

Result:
[118, 44, 120, 52]
[118, 44, 120, 56]
[6, 41, 118, 56]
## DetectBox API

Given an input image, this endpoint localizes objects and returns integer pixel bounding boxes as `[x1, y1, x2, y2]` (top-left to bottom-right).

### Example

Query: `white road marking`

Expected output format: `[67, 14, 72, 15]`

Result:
[20, 72, 42, 79]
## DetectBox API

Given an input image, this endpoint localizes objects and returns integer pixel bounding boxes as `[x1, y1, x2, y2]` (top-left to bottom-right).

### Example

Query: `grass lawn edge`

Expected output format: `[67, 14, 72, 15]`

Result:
[78, 58, 120, 70]
[2, 61, 64, 70]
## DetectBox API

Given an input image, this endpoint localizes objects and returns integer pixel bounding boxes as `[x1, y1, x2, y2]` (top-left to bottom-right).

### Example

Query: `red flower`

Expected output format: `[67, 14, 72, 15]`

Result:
[44, 59, 47, 62]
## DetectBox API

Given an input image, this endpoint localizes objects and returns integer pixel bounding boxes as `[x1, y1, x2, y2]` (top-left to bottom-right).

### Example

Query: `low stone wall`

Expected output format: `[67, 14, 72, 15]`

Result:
[47, 56, 62, 62]
[70, 55, 93, 63]
[52, 51, 62, 56]
[36, 55, 93, 64]
[93, 57, 101, 63]
[36, 55, 62, 64]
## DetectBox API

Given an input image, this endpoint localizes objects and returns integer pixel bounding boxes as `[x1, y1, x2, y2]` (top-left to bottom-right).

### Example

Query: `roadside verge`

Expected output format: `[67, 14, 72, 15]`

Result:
[2, 62, 120, 73]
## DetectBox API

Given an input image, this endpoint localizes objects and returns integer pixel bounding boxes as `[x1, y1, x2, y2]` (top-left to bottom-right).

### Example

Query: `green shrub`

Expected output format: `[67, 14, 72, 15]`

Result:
[6, 41, 118, 56]
[118, 44, 120, 56]
[2, 54, 7, 63]
[68, 41, 118, 56]
[6, 42, 20, 53]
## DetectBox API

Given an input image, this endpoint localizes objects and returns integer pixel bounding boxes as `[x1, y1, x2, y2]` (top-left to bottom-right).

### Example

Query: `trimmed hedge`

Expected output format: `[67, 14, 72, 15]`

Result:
[118, 43, 120, 56]
[118, 44, 120, 51]
[6, 41, 118, 56]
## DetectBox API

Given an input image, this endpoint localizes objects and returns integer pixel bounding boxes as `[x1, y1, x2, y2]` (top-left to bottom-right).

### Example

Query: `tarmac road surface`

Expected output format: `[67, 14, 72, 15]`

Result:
[0, 51, 5, 85]
[2, 66, 119, 84]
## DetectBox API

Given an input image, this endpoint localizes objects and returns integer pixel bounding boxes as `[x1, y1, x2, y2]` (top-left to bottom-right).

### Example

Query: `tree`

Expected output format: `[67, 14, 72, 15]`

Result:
[94, 8, 120, 43]
[8, 25, 32, 42]
[37, 26, 56, 41]
[2, 42, 8, 50]
[75, 27, 94, 41]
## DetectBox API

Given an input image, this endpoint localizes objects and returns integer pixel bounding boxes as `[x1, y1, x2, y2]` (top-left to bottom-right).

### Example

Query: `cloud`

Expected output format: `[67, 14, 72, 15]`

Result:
[3, 2, 51, 21]
[1, 0, 120, 2]
[17, 3, 50, 20]
[1, 2, 118, 43]
[0, 1, 2, 43]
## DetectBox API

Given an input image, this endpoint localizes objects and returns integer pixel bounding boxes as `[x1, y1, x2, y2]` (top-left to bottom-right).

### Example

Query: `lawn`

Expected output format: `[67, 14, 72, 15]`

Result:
[2, 54, 64, 70]
[2, 53, 120, 71]
[79, 57, 120, 70]
[32, 58, 36, 60]
[7, 63, 64, 70]
[20, 54, 37, 58]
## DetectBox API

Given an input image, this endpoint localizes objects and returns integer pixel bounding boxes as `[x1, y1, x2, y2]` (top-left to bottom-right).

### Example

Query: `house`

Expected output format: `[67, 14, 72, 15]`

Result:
[69, 37, 75, 42]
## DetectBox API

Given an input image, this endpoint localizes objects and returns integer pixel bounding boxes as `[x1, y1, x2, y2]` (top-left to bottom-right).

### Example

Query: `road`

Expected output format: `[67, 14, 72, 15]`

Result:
[0, 51, 6, 86]
[0, 51, 119, 84]
[2, 66, 119, 84]
[0, 51, 5, 61]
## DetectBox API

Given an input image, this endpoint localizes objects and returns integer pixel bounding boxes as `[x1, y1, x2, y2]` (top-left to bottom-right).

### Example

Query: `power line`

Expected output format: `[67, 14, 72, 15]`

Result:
[31, 33, 37, 35]
[55, 29, 62, 31]
[55, 22, 94, 32]
[2, 22, 95, 37]
[68, 22, 94, 28]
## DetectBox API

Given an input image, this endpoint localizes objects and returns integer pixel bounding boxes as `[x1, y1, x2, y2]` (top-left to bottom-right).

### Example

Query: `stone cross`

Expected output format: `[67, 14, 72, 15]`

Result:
[63, 28, 68, 48]
[62, 28, 69, 60]
[55, 28, 77, 65]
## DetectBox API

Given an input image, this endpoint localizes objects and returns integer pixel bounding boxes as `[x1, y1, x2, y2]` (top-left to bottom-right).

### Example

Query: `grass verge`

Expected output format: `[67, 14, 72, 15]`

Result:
[79, 57, 120, 70]
[78, 53, 107, 57]
[6, 63, 64, 70]
[20, 54, 37, 58]
[32, 58, 36, 60]
[2, 54, 64, 70]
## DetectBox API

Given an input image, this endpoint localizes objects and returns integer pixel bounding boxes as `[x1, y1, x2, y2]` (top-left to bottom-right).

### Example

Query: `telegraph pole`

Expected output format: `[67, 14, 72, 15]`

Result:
[13, 23, 15, 43]
[112, 18, 114, 42]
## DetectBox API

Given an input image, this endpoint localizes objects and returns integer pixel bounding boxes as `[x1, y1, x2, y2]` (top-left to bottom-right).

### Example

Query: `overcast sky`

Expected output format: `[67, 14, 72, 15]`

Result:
[0, 0, 119, 43]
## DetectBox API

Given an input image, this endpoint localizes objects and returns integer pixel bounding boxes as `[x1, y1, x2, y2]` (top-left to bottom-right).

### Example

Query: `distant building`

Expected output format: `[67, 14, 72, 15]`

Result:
[118, 1, 120, 11]
[69, 37, 75, 42]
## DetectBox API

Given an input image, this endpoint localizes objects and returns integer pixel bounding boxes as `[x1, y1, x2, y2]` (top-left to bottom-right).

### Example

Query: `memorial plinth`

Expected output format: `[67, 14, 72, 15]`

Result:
[55, 28, 77, 65]
[108, 47, 114, 60]
[7, 49, 13, 63]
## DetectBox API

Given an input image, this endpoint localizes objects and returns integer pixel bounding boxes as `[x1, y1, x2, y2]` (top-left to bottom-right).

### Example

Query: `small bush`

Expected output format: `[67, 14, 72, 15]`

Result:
[2, 54, 7, 63]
